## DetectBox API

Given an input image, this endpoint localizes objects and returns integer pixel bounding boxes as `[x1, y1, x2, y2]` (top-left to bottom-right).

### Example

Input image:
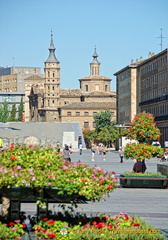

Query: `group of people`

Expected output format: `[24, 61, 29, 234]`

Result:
[91, 143, 107, 161]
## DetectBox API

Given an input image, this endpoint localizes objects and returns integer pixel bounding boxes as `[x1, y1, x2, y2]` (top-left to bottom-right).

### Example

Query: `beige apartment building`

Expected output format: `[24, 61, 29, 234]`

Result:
[138, 49, 168, 147]
[27, 34, 116, 130]
[114, 49, 168, 147]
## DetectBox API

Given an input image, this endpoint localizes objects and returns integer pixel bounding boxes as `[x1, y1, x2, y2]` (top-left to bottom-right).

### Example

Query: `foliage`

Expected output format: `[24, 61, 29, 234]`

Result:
[0, 145, 117, 201]
[18, 97, 24, 121]
[124, 172, 163, 176]
[124, 143, 163, 161]
[97, 127, 119, 145]
[0, 101, 9, 123]
[94, 110, 113, 132]
[0, 221, 25, 239]
[126, 112, 161, 143]
[83, 129, 98, 146]
[34, 212, 165, 239]
[8, 103, 17, 122]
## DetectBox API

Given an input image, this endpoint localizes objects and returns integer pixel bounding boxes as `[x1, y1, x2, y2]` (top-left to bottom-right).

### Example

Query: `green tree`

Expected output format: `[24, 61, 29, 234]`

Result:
[8, 104, 17, 122]
[18, 97, 24, 121]
[97, 127, 119, 146]
[0, 101, 9, 123]
[94, 110, 113, 132]
[83, 129, 98, 148]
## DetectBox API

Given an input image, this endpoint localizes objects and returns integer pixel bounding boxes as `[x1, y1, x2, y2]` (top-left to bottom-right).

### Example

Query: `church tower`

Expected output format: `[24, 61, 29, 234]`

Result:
[43, 32, 60, 121]
[79, 48, 111, 92]
[90, 48, 100, 76]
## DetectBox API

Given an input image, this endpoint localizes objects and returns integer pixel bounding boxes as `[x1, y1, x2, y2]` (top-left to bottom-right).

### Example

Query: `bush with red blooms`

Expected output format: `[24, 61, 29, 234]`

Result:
[126, 112, 161, 143]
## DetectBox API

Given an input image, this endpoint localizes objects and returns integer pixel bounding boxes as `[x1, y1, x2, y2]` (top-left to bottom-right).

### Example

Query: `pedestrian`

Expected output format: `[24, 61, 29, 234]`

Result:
[119, 146, 124, 163]
[102, 145, 107, 161]
[79, 144, 82, 155]
[63, 145, 71, 162]
[133, 160, 147, 173]
[91, 143, 95, 161]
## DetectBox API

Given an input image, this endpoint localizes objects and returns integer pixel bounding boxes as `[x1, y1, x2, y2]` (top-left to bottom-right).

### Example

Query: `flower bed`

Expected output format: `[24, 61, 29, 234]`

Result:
[33, 212, 165, 240]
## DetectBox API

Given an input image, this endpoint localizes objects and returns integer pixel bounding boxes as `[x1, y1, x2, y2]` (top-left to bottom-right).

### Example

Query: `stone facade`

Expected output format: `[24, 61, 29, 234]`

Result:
[27, 35, 116, 130]
[114, 49, 168, 147]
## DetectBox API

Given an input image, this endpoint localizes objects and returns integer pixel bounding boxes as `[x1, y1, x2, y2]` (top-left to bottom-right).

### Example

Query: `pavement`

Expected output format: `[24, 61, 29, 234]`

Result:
[2, 149, 168, 238]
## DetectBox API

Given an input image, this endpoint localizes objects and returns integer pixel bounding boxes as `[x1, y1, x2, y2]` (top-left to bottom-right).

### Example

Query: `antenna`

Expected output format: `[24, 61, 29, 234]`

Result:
[157, 28, 164, 51]
[13, 57, 15, 67]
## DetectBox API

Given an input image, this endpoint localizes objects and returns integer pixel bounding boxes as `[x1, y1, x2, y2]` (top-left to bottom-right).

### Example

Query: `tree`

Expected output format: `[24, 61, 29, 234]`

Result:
[8, 103, 17, 122]
[83, 129, 98, 148]
[97, 127, 119, 147]
[126, 112, 161, 143]
[18, 97, 24, 121]
[94, 110, 113, 132]
[0, 101, 9, 123]
[125, 112, 163, 173]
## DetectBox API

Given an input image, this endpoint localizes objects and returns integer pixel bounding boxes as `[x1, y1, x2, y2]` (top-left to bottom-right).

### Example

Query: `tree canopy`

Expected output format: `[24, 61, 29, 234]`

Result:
[126, 112, 161, 143]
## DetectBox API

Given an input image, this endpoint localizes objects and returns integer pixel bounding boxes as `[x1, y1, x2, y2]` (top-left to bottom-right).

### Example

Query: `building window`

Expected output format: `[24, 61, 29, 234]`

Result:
[105, 85, 108, 91]
[48, 71, 50, 77]
[67, 112, 71, 116]
[93, 122, 96, 128]
[76, 112, 80, 116]
[53, 72, 55, 77]
[85, 85, 88, 91]
[84, 112, 89, 116]
[95, 84, 99, 91]
[80, 96, 85, 102]
[84, 121, 89, 128]
[93, 112, 97, 115]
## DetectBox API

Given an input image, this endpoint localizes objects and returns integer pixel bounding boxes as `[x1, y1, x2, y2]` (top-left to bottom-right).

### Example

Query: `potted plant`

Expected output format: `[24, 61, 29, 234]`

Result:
[0, 145, 118, 220]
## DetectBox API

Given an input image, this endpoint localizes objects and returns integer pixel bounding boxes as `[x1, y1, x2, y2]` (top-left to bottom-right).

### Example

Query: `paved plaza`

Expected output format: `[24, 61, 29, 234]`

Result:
[1, 149, 167, 237]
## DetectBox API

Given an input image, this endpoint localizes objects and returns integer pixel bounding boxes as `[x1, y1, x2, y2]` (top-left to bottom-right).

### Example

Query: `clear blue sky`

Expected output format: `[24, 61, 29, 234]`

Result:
[0, 0, 168, 90]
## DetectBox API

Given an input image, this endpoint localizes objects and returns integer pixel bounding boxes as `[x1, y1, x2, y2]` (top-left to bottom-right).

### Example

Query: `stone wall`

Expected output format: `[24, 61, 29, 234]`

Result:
[0, 122, 84, 150]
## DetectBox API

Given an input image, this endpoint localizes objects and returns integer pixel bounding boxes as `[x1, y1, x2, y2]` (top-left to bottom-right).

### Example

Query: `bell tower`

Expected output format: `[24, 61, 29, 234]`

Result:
[43, 31, 60, 121]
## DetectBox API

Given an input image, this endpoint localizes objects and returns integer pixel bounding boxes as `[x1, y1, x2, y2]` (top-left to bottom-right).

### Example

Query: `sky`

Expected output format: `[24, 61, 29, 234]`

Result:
[0, 0, 168, 91]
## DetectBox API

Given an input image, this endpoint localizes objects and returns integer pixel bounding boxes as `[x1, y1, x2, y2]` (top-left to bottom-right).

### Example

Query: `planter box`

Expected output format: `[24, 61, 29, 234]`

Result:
[120, 175, 168, 188]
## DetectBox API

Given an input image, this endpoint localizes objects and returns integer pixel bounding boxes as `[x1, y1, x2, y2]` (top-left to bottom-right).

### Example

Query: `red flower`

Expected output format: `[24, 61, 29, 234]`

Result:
[107, 224, 113, 229]
[10, 156, 16, 160]
[99, 180, 104, 184]
[106, 185, 112, 190]
[47, 233, 56, 238]
[9, 222, 15, 226]
[42, 218, 48, 221]
[130, 222, 140, 226]
[22, 224, 27, 228]
[47, 220, 55, 225]
[95, 222, 105, 228]
[81, 179, 85, 182]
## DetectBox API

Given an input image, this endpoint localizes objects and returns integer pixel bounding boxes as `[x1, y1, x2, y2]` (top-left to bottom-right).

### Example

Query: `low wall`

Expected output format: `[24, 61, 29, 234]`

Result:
[157, 163, 168, 176]
[0, 122, 85, 150]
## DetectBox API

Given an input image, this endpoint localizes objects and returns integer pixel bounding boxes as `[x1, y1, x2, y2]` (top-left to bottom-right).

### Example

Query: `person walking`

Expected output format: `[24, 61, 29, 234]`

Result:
[63, 145, 72, 162]
[91, 143, 95, 161]
[102, 145, 107, 161]
[79, 144, 82, 155]
[119, 146, 124, 163]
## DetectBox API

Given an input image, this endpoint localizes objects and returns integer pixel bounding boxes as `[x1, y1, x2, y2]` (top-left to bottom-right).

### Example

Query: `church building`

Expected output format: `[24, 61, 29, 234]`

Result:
[25, 33, 116, 130]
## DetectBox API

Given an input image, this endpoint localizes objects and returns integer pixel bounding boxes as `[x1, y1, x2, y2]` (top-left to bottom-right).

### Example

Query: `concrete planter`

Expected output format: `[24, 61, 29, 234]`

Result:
[120, 175, 168, 188]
